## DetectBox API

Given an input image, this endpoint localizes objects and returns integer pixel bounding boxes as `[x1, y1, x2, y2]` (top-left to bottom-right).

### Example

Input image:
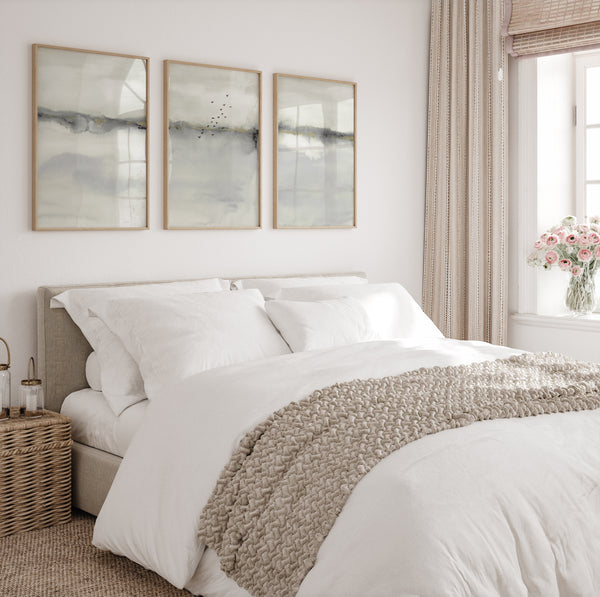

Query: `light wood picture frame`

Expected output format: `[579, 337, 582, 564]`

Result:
[32, 44, 149, 231]
[273, 73, 357, 229]
[164, 60, 261, 229]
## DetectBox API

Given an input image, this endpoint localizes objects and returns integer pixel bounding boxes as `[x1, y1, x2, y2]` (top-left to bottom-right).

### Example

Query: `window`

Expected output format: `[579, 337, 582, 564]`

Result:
[575, 53, 600, 221]
[515, 49, 600, 316]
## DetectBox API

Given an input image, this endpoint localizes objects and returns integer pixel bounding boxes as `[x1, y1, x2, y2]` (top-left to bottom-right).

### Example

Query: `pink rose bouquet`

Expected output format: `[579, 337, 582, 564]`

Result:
[528, 216, 600, 313]
[528, 215, 600, 277]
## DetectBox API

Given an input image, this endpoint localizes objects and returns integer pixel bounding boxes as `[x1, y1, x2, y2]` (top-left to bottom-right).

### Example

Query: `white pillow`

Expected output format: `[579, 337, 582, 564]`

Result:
[266, 298, 379, 352]
[276, 283, 444, 341]
[91, 289, 291, 400]
[51, 279, 229, 415]
[231, 275, 367, 299]
[85, 352, 102, 392]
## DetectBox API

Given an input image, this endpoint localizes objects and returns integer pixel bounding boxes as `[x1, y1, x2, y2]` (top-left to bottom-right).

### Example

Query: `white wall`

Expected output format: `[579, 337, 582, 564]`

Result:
[0, 0, 432, 385]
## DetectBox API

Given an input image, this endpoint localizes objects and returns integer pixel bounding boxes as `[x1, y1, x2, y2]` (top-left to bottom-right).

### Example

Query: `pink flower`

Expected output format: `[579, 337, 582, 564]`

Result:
[572, 265, 582, 276]
[540, 233, 549, 242]
[578, 234, 590, 246]
[534, 240, 544, 250]
[566, 234, 578, 245]
[589, 232, 600, 244]
[579, 224, 590, 233]
[545, 250, 558, 265]
[595, 246, 600, 259]
[557, 229, 567, 242]
[558, 259, 572, 271]
[578, 248, 592, 262]
[546, 234, 559, 246]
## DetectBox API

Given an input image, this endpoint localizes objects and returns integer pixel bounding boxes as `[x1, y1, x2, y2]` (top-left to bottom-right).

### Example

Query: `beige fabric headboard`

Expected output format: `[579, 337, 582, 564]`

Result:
[37, 273, 367, 413]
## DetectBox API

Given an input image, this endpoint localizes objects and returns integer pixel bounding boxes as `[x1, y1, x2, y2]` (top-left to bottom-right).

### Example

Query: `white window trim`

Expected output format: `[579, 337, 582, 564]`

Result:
[512, 312, 600, 332]
[575, 51, 600, 221]
[516, 58, 539, 315]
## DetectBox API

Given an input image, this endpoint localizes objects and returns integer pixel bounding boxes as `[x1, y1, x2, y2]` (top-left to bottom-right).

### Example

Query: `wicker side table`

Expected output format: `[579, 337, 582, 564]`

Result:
[0, 410, 72, 537]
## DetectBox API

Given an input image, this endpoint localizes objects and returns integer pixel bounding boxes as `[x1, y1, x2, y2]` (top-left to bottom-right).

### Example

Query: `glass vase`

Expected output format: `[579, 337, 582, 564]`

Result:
[565, 269, 597, 314]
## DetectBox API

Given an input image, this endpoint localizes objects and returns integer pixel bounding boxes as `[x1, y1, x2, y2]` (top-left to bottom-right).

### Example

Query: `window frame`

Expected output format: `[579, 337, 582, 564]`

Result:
[516, 52, 600, 316]
[515, 57, 539, 315]
[575, 50, 600, 223]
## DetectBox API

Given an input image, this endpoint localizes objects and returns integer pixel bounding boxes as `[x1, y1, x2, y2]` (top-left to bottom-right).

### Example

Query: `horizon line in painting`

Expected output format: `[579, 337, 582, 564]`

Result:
[274, 73, 356, 229]
[164, 60, 261, 229]
[33, 44, 148, 231]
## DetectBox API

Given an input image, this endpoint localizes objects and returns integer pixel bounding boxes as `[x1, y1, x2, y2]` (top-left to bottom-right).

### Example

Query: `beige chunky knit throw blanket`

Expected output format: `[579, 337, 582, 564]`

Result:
[198, 352, 600, 597]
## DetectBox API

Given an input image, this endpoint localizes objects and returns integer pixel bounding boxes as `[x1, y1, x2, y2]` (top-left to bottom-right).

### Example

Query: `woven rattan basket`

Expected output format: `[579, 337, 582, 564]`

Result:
[0, 410, 72, 537]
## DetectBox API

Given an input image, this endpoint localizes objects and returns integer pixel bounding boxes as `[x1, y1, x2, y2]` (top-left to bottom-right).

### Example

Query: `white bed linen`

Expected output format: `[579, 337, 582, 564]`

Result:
[52, 279, 230, 416]
[61, 389, 147, 457]
[93, 339, 600, 596]
[266, 297, 379, 351]
[231, 275, 367, 299]
[85, 352, 102, 391]
[92, 289, 291, 400]
[276, 282, 443, 341]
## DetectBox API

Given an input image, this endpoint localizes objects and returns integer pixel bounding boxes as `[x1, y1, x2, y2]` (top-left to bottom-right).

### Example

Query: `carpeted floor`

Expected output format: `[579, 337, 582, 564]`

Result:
[0, 509, 193, 596]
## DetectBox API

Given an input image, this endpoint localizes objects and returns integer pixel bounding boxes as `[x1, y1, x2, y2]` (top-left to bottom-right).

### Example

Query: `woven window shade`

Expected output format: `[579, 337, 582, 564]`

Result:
[505, 0, 600, 57]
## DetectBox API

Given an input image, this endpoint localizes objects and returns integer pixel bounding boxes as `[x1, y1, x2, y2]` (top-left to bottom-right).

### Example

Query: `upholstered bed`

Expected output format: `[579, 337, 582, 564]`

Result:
[36, 273, 367, 516]
[36, 275, 600, 597]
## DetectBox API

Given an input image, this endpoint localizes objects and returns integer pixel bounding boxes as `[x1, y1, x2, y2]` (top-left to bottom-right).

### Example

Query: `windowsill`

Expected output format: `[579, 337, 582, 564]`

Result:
[511, 312, 600, 332]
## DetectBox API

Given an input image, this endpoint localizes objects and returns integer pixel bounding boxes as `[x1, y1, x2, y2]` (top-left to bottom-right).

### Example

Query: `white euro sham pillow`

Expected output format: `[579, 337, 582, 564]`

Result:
[85, 352, 102, 392]
[51, 279, 230, 415]
[92, 289, 291, 400]
[231, 275, 367, 299]
[266, 298, 379, 352]
[276, 283, 444, 341]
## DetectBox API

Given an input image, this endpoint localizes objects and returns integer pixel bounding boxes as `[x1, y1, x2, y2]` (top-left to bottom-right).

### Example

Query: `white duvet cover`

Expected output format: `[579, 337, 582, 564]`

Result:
[93, 338, 600, 596]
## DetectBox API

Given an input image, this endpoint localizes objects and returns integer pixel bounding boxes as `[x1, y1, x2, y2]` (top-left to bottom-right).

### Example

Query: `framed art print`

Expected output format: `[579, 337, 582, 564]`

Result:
[33, 44, 149, 230]
[164, 61, 261, 229]
[273, 74, 356, 229]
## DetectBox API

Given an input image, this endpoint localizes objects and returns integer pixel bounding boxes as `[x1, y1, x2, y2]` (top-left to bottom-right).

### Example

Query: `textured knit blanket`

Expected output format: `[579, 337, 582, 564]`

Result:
[197, 352, 600, 597]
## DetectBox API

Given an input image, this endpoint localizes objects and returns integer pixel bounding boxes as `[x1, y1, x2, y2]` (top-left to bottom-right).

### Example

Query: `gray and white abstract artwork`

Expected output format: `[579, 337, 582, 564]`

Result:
[34, 45, 148, 229]
[275, 75, 356, 228]
[165, 62, 260, 228]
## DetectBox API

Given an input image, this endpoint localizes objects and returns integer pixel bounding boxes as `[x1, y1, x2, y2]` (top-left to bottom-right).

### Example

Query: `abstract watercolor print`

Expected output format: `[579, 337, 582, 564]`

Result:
[164, 61, 261, 229]
[33, 45, 148, 230]
[274, 74, 356, 229]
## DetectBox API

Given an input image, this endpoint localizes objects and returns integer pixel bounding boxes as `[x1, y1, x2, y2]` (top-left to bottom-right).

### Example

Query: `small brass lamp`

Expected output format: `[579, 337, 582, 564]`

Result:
[19, 357, 44, 418]
[0, 338, 10, 420]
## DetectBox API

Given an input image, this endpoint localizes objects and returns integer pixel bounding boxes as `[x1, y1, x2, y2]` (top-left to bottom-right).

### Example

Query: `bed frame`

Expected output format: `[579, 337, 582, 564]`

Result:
[37, 272, 366, 516]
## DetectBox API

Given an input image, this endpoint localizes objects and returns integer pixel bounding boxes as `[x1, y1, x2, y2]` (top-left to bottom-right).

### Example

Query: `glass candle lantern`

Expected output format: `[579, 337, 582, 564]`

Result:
[0, 338, 10, 421]
[19, 357, 44, 418]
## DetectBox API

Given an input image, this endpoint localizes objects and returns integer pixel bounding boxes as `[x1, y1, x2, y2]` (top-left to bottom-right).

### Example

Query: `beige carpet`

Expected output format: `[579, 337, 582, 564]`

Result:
[0, 510, 194, 596]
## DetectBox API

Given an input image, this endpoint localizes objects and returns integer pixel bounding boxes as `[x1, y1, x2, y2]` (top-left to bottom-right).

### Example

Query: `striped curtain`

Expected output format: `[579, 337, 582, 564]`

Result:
[423, 0, 507, 345]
